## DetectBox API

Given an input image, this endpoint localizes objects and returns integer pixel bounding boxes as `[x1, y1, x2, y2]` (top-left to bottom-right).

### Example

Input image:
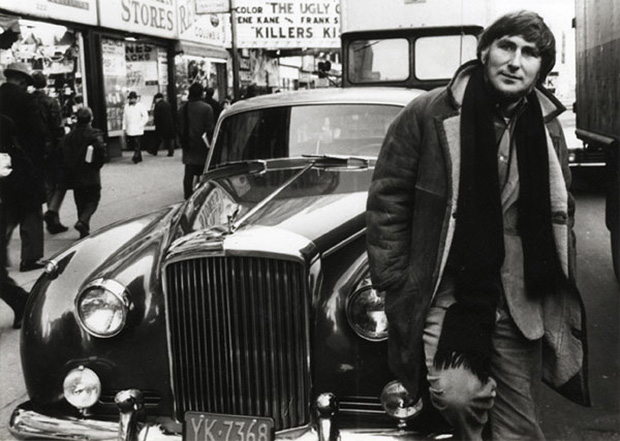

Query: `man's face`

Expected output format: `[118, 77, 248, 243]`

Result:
[482, 35, 542, 100]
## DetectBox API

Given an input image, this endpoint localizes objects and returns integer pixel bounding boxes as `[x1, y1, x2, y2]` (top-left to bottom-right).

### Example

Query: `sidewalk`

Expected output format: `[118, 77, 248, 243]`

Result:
[2, 150, 185, 319]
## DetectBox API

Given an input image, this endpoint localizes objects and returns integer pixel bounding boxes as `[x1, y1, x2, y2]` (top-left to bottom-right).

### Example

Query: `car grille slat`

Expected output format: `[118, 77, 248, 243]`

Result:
[165, 256, 310, 431]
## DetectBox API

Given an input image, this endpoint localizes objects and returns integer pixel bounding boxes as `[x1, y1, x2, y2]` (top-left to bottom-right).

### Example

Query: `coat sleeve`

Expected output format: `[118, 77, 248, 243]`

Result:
[366, 102, 423, 292]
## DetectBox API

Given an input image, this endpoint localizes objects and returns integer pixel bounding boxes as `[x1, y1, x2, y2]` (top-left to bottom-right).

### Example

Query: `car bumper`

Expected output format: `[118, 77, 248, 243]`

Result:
[10, 403, 442, 441]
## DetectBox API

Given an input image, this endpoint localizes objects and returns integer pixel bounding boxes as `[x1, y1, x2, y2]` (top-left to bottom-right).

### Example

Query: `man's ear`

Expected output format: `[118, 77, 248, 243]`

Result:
[480, 47, 490, 65]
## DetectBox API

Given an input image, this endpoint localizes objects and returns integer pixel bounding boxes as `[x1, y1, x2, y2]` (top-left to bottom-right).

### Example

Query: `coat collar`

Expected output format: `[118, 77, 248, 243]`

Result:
[446, 60, 566, 123]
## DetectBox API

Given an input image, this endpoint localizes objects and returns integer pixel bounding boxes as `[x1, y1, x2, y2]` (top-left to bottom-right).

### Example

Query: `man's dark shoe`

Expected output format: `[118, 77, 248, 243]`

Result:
[44, 211, 69, 234]
[20, 260, 46, 272]
[75, 221, 90, 239]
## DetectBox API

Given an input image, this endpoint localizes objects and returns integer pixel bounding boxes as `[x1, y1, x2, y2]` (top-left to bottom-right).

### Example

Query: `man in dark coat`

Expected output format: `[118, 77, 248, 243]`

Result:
[177, 83, 214, 199]
[0, 62, 46, 272]
[61, 107, 107, 238]
[204, 87, 223, 122]
[31, 70, 67, 234]
[152, 92, 175, 157]
[0, 115, 29, 328]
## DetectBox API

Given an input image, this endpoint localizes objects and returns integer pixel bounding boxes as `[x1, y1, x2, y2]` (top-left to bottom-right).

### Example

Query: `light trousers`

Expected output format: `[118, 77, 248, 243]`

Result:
[423, 278, 545, 441]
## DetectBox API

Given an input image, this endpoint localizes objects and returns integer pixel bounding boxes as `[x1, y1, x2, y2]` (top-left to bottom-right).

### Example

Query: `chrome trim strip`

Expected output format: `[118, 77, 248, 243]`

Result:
[322, 228, 367, 258]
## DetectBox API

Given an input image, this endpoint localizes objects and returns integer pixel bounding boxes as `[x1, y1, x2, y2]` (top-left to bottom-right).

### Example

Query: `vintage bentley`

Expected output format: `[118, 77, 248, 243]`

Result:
[10, 88, 454, 440]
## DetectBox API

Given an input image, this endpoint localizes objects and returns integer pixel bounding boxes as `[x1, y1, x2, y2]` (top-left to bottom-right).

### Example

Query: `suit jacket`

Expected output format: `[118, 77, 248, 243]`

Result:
[366, 60, 589, 406]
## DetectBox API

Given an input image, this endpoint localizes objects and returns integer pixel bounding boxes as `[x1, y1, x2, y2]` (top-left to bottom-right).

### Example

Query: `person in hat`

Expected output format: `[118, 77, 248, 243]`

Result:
[61, 106, 107, 239]
[122, 91, 148, 163]
[0, 62, 47, 273]
[152, 92, 175, 157]
[31, 70, 68, 234]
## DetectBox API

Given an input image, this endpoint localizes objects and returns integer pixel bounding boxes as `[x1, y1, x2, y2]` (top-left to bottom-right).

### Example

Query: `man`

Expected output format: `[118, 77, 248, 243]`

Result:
[31, 70, 67, 234]
[0, 62, 47, 272]
[152, 92, 175, 157]
[177, 83, 214, 199]
[0, 120, 29, 329]
[204, 87, 223, 122]
[122, 91, 148, 164]
[61, 107, 107, 239]
[367, 11, 589, 441]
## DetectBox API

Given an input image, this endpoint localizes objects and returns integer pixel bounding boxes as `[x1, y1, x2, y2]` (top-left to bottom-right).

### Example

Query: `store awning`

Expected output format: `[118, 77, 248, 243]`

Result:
[175, 40, 229, 60]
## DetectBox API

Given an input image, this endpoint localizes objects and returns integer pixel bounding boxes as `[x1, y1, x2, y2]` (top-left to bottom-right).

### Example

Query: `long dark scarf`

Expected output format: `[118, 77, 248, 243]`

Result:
[434, 66, 563, 380]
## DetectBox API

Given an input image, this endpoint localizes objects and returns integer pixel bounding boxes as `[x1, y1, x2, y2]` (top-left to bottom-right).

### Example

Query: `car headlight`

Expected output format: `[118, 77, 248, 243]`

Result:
[346, 282, 388, 341]
[381, 380, 423, 420]
[75, 279, 129, 338]
[63, 366, 101, 410]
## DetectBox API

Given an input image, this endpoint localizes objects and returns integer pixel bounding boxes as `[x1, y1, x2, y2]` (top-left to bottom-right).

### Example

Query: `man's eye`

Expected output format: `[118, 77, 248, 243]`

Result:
[522, 48, 541, 58]
[497, 41, 514, 51]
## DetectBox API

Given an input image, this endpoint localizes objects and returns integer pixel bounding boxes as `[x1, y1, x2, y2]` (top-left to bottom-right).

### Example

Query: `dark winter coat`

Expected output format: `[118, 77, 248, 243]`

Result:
[0, 82, 46, 207]
[366, 61, 589, 407]
[177, 99, 214, 166]
[61, 123, 107, 189]
[153, 99, 175, 139]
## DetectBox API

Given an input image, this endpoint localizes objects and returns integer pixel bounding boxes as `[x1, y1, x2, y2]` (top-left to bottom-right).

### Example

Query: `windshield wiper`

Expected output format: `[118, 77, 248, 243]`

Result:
[301, 154, 369, 168]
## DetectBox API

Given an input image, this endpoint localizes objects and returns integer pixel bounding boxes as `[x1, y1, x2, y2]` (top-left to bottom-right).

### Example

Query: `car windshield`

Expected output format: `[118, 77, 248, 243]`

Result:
[211, 104, 402, 166]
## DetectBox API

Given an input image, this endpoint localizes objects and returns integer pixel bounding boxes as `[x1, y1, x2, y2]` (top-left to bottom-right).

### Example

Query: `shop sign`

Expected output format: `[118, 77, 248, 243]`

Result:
[98, 0, 178, 39]
[228, 0, 340, 48]
[195, 0, 229, 14]
[1, 0, 98, 25]
[178, 0, 227, 47]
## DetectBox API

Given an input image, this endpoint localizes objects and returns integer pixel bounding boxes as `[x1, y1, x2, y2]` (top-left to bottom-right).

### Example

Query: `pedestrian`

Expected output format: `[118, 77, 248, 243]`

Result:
[61, 107, 107, 239]
[204, 87, 223, 122]
[366, 10, 588, 441]
[152, 92, 175, 157]
[177, 83, 214, 199]
[31, 70, 68, 234]
[0, 62, 47, 272]
[0, 116, 29, 328]
[122, 91, 148, 164]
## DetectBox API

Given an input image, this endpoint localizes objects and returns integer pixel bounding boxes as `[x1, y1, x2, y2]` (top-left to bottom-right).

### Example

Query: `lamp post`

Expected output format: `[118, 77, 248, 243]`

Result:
[229, 0, 241, 100]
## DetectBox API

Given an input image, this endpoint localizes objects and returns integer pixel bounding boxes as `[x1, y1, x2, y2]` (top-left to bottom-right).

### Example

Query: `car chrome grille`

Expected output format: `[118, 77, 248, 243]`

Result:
[164, 256, 311, 431]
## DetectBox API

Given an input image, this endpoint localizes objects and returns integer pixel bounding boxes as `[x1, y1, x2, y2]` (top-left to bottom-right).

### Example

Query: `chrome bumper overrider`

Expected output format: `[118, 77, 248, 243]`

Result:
[11, 391, 443, 441]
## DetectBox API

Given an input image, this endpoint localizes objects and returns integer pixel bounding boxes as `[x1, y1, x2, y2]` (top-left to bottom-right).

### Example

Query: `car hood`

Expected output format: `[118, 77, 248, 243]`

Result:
[167, 158, 373, 261]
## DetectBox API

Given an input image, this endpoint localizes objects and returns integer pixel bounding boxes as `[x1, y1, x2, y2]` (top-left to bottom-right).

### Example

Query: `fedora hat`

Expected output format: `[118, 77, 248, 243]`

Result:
[4, 62, 34, 85]
[127, 91, 138, 99]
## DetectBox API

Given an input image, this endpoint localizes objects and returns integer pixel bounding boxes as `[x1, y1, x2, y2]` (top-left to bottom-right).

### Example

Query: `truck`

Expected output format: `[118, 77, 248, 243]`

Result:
[337, 0, 491, 91]
[574, 0, 620, 281]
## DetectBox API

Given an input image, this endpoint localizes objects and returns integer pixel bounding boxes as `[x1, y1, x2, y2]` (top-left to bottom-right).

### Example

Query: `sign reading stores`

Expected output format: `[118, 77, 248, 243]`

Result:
[233, 0, 340, 48]
[98, 0, 177, 39]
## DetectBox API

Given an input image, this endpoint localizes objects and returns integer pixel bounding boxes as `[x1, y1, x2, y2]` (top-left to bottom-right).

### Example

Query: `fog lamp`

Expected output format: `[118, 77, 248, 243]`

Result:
[63, 366, 101, 410]
[380, 381, 423, 420]
[75, 279, 129, 338]
[346, 285, 388, 341]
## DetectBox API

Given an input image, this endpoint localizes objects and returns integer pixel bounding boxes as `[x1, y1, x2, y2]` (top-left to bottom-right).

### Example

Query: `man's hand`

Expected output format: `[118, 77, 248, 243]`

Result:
[0, 153, 12, 178]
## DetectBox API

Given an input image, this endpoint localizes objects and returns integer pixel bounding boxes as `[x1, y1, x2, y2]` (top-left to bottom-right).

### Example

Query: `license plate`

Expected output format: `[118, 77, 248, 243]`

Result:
[184, 411, 274, 441]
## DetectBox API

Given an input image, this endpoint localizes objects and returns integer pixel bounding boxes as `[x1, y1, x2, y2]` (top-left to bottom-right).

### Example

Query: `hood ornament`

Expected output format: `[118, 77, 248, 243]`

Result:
[227, 205, 240, 234]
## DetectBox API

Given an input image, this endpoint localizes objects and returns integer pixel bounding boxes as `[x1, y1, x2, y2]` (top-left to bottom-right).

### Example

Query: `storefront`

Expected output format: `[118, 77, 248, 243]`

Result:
[176, 0, 229, 106]
[96, 0, 178, 155]
[0, 1, 96, 126]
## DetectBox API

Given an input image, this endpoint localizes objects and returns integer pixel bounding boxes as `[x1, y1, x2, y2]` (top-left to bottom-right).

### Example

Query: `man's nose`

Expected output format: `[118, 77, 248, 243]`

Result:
[507, 51, 522, 69]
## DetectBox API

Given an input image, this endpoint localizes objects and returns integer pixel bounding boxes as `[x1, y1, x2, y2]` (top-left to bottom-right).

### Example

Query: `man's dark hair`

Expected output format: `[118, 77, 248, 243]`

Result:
[477, 10, 556, 83]
[154, 92, 163, 100]
[32, 71, 47, 89]
[76, 107, 93, 124]
[205, 87, 215, 98]
[188, 83, 204, 99]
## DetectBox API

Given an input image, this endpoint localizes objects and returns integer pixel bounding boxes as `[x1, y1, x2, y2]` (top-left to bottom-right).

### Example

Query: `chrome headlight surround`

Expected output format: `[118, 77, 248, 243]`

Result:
[346, 279, 388, 342]
[75, 278, 130, 338]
